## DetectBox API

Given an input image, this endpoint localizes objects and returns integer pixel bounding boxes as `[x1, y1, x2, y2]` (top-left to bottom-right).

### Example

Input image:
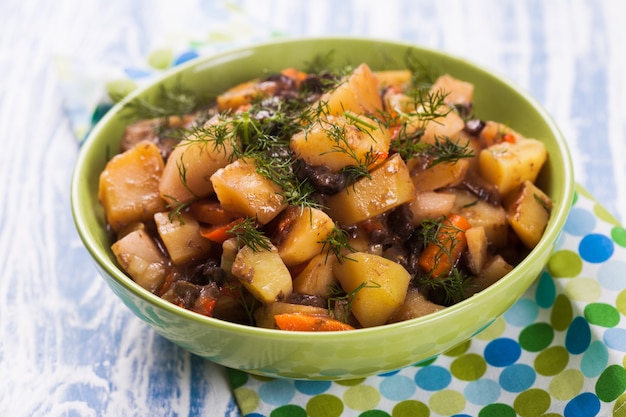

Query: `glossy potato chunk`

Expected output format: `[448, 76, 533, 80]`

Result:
[333, 252, 411, 327]
[320, 63, 383, 116]
[276, 207, 335, 267]
[325, 154, 416, 225]
[210, 158, 287, 225]
[505, 180, 553, 248]
[98, 141, 166, 233]
[154, 211, 213, 265]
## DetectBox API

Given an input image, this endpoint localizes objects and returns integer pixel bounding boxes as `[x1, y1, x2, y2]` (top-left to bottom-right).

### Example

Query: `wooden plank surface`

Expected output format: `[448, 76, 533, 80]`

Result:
[1, 0, 624, 416]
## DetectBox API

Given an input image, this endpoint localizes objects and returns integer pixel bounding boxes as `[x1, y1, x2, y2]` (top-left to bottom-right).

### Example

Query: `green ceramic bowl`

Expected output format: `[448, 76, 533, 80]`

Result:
[71, 37, 574, 380]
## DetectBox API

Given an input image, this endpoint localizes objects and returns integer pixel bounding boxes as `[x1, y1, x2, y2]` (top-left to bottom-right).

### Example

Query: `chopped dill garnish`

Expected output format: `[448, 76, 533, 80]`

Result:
[228, 217, 272, 252]
[327, 280, 381, 322]
[319, 226, 356, 264]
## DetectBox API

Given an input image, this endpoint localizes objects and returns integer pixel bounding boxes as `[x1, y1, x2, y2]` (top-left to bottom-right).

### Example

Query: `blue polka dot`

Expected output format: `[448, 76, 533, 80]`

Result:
[603, 328, 626, 352]
[563, 392, 601, 417]
[294, 380, 331, 395]
[597, 260, 626, 291]
[379, 375, 416, 400]
[566, 316, 592, 354]
[503, 298, 539, 327]
[579, 234, 614, 263]
[464, 378, 501, 405]
[581, 341, 609, 378]
[173, 50, 199, 66]
[379, 369, 401, 377]
[123, 67, 152, 79]
[451, 415, 472, 417]
[258, 379, 295, 405]
[499, 364, 536, 392]
[484, 338, 521, 367]
[415, 366, 451, 391]
[564, 207, 596, 236]
[535, 271, 556, 308]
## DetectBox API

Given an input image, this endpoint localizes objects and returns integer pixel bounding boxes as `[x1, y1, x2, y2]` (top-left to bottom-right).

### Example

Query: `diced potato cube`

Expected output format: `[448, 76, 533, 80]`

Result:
[388, 288, 445, 323]
[210, 158, 286, 225]
[325, 154, 416, 225]
[505, 180, 553, 248]
[216, 79, 277, 111]
[333, 252, 411, 327]
[465, 226, 488, 275]
[254, 302, 329, 329]
[111, 227, 169, 293]
[290, 113, 390, 172]
[430, 74, 475, 106]
[276, 207, 335, 267]
[154, 211, 213, 265]
[159, 119, 237, 204]
[453, 191, 509, 248]
[421, 107, 465, 144]
[479, 138, 548, 197]
[374, 69, 412, 89]
[231, 243, 293, 304]
[320, 63, 383, 116]
[409, 158, 469, 192]
[98, 141, 166, 233]
[292, 254, 336, 296]
[465, 255, 513, 297]
[479, 121, 524, 147]
[409, 191, 456, 225]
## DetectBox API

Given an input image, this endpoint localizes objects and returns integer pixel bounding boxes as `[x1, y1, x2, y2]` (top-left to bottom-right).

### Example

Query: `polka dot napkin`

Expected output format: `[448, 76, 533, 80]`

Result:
[227, 186, 626, 417]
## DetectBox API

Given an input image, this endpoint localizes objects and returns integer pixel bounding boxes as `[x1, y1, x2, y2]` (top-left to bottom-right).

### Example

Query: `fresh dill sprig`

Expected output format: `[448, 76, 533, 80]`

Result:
[327, 280, 381, 321]
[417, 268, 469, 305]
[319, 226, 356, 264]
[424, 136, 474, 166]
[119, 78, 201, 121]
[404, 49, 439, 92]
[228, 217, 272, 252]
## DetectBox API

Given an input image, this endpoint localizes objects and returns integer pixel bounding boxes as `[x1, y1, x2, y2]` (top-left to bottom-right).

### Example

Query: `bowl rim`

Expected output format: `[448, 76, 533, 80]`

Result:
[71, 35, 575, 341]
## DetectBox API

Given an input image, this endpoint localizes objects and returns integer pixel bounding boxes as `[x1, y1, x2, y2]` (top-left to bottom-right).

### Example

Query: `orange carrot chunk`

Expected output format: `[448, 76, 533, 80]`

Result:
[200, 218, 245, 244]
[418, 214, 472, 278]
[274, 313, 355, 331]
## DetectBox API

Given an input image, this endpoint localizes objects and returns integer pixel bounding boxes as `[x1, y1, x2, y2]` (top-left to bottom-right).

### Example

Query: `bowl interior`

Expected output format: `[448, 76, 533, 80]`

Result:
[71, 37, 574, 379]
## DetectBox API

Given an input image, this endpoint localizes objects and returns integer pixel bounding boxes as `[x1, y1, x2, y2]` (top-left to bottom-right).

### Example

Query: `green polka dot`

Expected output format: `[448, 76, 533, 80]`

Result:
[226, 368, 249, 389]
[429, 389, 466, 415]
[336, 377, 366, 386]
[148, 48, 174, 70]
[478, 403, 516, 417]
[596, 364, 626, 402]
[565, 277, 602, 302]
[359, 411, 391, 417]
[514, 388, 551, 417]
[271, 405, 307, 417]
[584, 303, 620, 327]
[413, 356, 438, 367]
[444, 339, 471, 356]
[344, 385, 381, 410]
[392, 400, 430, 417]
[535, 346, 569, 376]
[307, 394, 344, 417]
[450, 353, 487, 381]
[613, 393, 626, 417]
[551, 294, 573, 331]
[549, 369, 584, 400]
[519, 322, 554, 352]
[616, 290, 626, 316]
[547, 250, 583, 278]
[612, 227, 626, 248]
[475, 316, 506, 341]
[233, 387, 260, 415]
[594, 203, 620, 226]
[106, 79, 137, 101]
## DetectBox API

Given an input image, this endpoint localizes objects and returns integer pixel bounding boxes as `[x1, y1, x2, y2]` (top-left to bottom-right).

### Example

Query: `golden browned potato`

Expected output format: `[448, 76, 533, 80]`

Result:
[276, 207, 335, 267]
[320, 63, 383, 116]
[292, 254, 337, 297]
[231, 243, 293, 304]
[505, 180, 553, 248]
[325, 154, 416, 225]
[333, 252, 411, 327]
[388, 288, 445, 323]
[429, 74, 475, 106]
[154, 211, 213, 265]
[98, 140, 166, 233]
[210, 158, 287, 225]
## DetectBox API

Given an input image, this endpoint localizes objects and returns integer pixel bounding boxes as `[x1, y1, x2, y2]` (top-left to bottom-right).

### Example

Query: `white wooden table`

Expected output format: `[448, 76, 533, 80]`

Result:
[1, 1, 624, 416]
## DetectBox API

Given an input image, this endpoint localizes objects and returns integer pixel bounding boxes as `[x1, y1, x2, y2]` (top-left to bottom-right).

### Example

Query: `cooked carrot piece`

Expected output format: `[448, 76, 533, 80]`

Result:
[190, 199, 241, 225]
[200, 218, 245, 243]
[418, 214, 472, 278]
[274, 313, 355, 331]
